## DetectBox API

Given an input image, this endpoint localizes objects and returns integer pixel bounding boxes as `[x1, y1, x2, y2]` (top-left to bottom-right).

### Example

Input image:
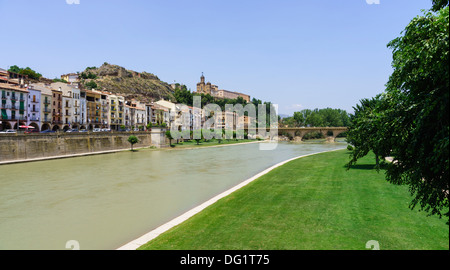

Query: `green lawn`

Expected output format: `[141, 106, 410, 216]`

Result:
[167, 138, 257, 149]
[139, 150, 449, 250]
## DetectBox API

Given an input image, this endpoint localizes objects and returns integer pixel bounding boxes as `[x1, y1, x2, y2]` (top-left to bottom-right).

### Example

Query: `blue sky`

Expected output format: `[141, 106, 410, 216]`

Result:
[0, 0, 433, 115]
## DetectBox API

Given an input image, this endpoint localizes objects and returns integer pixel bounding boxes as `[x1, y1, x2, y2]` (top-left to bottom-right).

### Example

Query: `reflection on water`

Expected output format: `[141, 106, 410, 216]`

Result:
[0, 141, 346, 250]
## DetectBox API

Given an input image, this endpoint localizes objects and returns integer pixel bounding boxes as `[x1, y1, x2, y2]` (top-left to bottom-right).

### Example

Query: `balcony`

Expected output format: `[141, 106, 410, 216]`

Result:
[43, 99, 51, 105]
[31, 99, 40, 103]
[2, 116, 27, 121]
[43, 108, 51, 113]
[29, 117, 40, 122]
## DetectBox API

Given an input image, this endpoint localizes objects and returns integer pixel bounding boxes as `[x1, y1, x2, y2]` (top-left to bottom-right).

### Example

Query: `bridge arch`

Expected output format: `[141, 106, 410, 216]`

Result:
[278, 127, 348, 142]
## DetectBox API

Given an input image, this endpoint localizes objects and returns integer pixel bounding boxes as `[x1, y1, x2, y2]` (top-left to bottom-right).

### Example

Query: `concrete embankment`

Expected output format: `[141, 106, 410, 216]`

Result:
[0, 130, 167, 164]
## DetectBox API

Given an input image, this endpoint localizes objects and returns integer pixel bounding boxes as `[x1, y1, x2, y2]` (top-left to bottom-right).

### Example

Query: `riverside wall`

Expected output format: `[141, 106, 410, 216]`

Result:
[0, 130, 167, 163]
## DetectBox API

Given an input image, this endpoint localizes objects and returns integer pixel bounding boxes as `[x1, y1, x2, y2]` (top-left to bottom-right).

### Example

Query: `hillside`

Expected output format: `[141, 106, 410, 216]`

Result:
[80, 63, 175, 102]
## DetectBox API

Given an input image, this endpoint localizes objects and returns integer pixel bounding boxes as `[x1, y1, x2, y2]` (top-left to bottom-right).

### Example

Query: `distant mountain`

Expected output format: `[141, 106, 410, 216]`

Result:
[80, 63, 175, 102]
[278, 114, 291, 119]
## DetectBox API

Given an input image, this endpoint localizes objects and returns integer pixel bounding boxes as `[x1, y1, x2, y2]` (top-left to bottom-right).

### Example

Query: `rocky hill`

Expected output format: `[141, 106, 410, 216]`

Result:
[81, 63, 175, 102]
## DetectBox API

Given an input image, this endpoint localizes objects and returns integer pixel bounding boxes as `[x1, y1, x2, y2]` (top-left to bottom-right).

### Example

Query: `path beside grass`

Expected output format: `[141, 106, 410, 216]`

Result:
[138, 149, 449, 250]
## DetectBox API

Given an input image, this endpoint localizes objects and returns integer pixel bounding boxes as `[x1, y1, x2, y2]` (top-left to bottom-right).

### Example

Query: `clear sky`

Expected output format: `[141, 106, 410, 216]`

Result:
[0, 0, 434, 115]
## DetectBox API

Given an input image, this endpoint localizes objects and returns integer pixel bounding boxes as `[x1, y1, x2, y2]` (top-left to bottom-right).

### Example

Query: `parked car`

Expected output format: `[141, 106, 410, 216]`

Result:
[79, 129, 88, 133]
[40, 129, 56, 133]
[65, 129, 79, 133]
[24, 129, 40, 134]
[92, 128, 102, 132]
[0, 129, 17, 134]
[101, 128, 111, 132]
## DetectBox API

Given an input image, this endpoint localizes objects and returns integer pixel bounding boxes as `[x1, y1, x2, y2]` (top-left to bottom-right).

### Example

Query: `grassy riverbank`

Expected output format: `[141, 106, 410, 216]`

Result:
[138, 149, 449, 250]
[165, 138, 258, 149]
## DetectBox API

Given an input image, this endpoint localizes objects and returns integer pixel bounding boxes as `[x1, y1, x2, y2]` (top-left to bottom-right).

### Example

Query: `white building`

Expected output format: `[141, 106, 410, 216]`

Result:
[26, 85, 42, 130]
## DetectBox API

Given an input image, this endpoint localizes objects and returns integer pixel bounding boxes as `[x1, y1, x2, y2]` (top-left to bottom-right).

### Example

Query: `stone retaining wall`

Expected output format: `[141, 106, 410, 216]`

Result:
[0, 130, 166, 163]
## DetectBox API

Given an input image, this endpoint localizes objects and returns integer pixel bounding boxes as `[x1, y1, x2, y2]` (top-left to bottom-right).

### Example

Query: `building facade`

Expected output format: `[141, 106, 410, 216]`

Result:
[195, 74, 250, 102]
[1, 83, 29, 131]
[26, 86, 42, 130]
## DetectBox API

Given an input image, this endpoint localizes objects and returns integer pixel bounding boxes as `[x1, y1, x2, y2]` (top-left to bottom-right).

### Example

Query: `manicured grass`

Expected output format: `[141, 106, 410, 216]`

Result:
[167, 138, 257, 149]
[138, 150, 449, 250]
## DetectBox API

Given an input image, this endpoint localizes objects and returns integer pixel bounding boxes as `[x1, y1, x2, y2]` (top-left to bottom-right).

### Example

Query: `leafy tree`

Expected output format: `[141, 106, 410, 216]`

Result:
[347, 7, 449, 221]
[8, 65, 21, 73]
[8, 65, 42, 80]
[165, 130, 174, 147]
[432, 0, 449, 11]
[85, 81, 98, 90]
[127, 135, 139, 151]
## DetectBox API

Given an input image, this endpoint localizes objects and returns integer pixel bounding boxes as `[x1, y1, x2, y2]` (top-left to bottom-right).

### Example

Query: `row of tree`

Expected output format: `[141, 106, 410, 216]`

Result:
[280, 108, 351, 127]
[8, 65, 42, 81]
[346, 3, 449, 222]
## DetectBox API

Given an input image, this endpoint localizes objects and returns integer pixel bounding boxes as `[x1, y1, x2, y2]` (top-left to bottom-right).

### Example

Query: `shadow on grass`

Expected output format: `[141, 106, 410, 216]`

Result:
[346, 164, 377, 170]
[345, 163, 388, 170]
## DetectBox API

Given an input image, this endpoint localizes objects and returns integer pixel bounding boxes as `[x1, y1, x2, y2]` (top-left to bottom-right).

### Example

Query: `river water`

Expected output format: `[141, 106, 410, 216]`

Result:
[0, 141, 346, 250]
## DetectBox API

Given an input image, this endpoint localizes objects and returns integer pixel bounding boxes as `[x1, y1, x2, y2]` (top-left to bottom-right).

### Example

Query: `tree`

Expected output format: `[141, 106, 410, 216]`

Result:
[346, 95, 389, 167]
[432, 0, 449, 11]
[8, 65, 42, 80]
[85, 81, 98, 90]
[347, 6, 449, 222]
[128, 135, 139, 151]
[165, 130, 174, 147]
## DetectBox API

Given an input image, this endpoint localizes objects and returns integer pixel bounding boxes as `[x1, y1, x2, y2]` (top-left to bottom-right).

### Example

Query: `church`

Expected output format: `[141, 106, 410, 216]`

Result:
[195, 73, 251, 102]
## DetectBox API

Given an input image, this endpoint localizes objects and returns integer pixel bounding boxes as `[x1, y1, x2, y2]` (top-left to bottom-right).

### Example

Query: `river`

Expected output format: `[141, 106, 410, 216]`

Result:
[0, 141, 346, 250]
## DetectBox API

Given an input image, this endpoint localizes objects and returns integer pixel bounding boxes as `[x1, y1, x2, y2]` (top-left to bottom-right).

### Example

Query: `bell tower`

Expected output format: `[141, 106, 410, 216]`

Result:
[197, 72, 206, 94]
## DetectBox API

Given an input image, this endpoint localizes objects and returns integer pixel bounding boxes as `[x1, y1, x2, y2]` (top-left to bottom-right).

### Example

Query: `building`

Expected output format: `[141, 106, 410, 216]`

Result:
[126, 100, 147, 130]
[51, 88, 63, 131]
[96, 90, 110, 129]
[0, 68, 8, 84]
[61, 73, 80, 86]
[146, 102, 169, 127]
[109, 94, 125, 130]
[79, 89, 87, 129]
[0, 83, 29, 131]
[85, 90, 102, 130]
[26, 85, 42, 131]
[196, 73, 219, 96]
[195, 73, 250, 102]
[31, 83, 53, 131]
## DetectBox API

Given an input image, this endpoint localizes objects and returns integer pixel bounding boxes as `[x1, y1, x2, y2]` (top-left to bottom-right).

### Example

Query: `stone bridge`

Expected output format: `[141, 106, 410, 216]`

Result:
[278, 127, 348, 142]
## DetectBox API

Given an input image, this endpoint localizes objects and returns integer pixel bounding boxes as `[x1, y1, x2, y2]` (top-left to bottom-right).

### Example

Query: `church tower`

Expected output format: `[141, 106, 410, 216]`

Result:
[196, 72, 206, 94]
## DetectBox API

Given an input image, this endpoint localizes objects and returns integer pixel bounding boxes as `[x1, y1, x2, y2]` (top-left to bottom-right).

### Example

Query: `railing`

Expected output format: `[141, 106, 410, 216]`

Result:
[43, 100, 51, 105]
[29, 117, 40, 121]
[0, 116, 27, 121]
[43, 108, 51, 113]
